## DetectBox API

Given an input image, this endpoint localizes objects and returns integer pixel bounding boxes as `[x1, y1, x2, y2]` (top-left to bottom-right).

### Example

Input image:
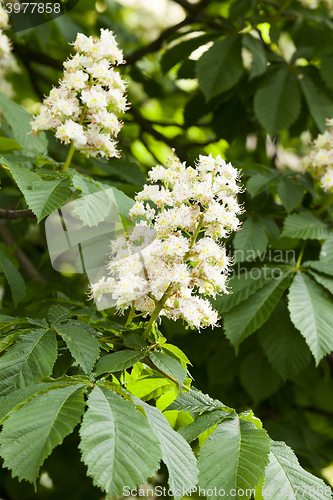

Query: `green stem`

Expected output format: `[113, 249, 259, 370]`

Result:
[142, 283, 174, 341]
[125, 302, 135, 327]
[296, 240, 306, 269]
[61, 103, 88, 172]
[142, 358, 190, 392]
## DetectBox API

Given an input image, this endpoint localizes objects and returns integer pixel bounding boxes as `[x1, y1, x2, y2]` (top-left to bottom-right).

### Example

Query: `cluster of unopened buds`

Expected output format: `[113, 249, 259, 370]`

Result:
[0, 2, 20, 98]
[90, 152, 243, 330]
[31, 29, 128, 159]
[301, 118, 333, 191]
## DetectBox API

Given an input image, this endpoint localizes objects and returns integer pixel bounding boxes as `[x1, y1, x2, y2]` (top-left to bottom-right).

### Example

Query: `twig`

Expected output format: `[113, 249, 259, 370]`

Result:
[0, 208, 36, 219]
[0, 224, 45, 283]
[124, 15, 196, 66]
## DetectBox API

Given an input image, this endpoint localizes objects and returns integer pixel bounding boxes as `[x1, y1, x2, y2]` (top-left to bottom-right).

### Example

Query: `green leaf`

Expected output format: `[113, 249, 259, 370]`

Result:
[277, 177, 304, 212]
[320, 235, 333, 262]
[94, 350, 144, 376]
[0, 382, 57, 424]
[54, 325, 100, 375]
[133, 397, 198, 500]
[299, 74, 333, 132]
[0, 137, 22, 152]
[224, 271, 292, 350]
[213, 270, 274, 315]
[258, 303, 311, 380]
[0, 329, 57, 396]
[263, 440, 332, 500]
[166, 389, 222, 413]
[309, 270, 333, 295]
[320, 55, 333, 90]
[198, 416, 270, 500]
[196, 36, 243, 101]
[2, 158, 71, 222]
[0, 92, 48, 154]
[72, 186, 134, 227]
[126, 376, 172, 400]
[233, 217, 268, 262]
[79, 385, 161, 498]
[90, 157, 146, 186]
[308, 261, 333, 276]
[162, 343, 192, 366]
[239, 350, 281, 402]
[246, 172, 279, 198]
[254, 67, 301, 136]
[48, 304, 72, 324]
[161, 34, 215, 74]
[150, 351, 187, 393]
[242, 34, 267, 80]
[178, 409, 230, 443]
[122, 331, 147, 350]
[0, 249, 26, 306]
[288, 272, 333, 364]
[0, 384, 86, 483]
[281, 211, 332, 240]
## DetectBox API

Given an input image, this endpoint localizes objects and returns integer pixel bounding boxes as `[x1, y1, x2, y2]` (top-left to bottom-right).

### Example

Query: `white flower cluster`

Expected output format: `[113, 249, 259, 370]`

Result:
[297, 0, 333, 10]
[31, 29, 127, 159]
[91, 153, 243, 330]
[0, 2, 20, 98]
[302, 119, 333, 191]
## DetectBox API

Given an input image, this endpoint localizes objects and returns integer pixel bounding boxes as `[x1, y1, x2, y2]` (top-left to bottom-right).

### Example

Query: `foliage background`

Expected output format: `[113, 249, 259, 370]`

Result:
[1, 0, 333, 499]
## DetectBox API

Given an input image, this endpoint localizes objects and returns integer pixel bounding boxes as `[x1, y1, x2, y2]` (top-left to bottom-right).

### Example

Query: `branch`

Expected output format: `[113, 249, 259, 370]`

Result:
[128, 107, 176, 149]
[0, 208, 36, 219]
[0, 224, 45, 283]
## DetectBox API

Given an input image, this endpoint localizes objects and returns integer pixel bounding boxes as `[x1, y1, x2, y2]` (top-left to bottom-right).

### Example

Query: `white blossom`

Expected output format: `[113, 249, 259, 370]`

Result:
[90, 152, 243, 330]
[31, 28, 128, 160]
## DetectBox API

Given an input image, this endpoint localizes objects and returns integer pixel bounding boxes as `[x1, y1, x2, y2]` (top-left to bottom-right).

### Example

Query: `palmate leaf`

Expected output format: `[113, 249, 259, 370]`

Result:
[257, 303, 311, 380]
[253, 67, 301, 136]
[223, 271, 293, 350]
[79, 385, 161, 498]
[150, 351, 187, 393]
[213, 270, 274, 315]
[277, 177, 304, 213]
[288, 272, 333, 364]
[262, 440, 332, 500]
[0, 92, 48, 154]
[242, 34, 267, 80]
[0, 382, 56, 424]
[126, 376, 173, 400]
[0, 384, 86, 483]
[0, 249, 26, 306]
[246, 172, 279, 198]
[178, 409, 230, 443]
[299, 74, 333, 133]
[198, 416, 270, 500]
[133, 396, 198, 500]
[320, 55, 333, 90]
[0, 329, 57, 396]
[309, 270, 333, 295]
[166, 389, 222, 413]
[196, 35, 243, 101]
[54, 325, 100, 375]
[320, 236, 333, 262]
[161, 33, 216, 74]
[94, 350, 144, 376]
[233, 216, 268, 263]
[2, 158, 71, 222]
[281, 211, 332, 240]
